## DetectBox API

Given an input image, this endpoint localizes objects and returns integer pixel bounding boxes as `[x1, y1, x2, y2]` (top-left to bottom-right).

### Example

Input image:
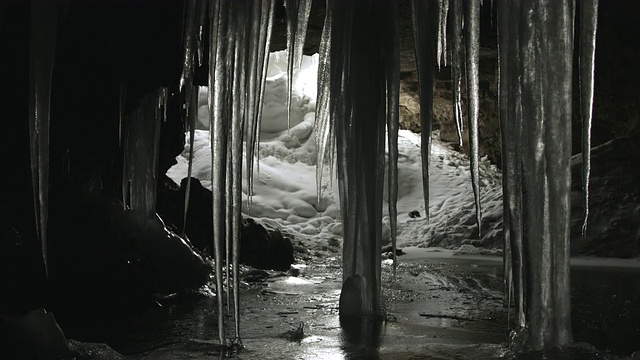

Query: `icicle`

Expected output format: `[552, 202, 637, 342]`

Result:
[497, 0, 526, 337]
[180, 0, 198, 92]
[328, 0, 399, 319]
[436, 0, 449, 68]
[385, 2, 401, 278]
[464, 0, 482, 236]
[411, 0, 436, 223]
[122, 88, 166, 218]
[449, 0, 464, 148]
[208, 0, 228, 345]
[28, 1, 59, 278]
[498, 0, 576, 351]
[284, 0, 312, 131]
[579, 0, 598, 238]
[206, 0, 275, 345]
[196, 1, 208, 67]
[180, 0, 206, 235]
[182, 86, 199, 234]
[228, 0, 249, 342]
[314, 0, 333, 202]
[245, 0, 276, 209]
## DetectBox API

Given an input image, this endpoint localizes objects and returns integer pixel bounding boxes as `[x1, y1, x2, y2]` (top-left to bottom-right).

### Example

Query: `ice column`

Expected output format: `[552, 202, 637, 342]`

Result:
[284, 0, 312, 131]
[497, 0, 597, 351]
[321, 0, 399, 318]
[29, 1, 59, 277]
[122, 88, 167, 218]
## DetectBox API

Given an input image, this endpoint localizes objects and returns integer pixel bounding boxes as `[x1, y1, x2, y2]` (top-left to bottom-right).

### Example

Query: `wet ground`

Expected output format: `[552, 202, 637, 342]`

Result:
[63, 248, 640, 360]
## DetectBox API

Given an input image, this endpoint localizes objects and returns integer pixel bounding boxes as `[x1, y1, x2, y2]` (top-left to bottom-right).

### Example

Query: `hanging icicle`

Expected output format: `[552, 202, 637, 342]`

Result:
[411, 0, 437, 223]
[205, 0, 276, 347]
[245, 0, 276, 208]
[180, 0, 206, 235]
[29, 1, 59, 277]
[436, 0, 450, 68]
[579, 0, 599, 238]
[314, 0, 333, 202]
[497, 0, 525, 334]
[497, 0, 593, 351]
[464, 0, 482, 236]
[384, 1, 401, 277]
[449, 0, 465, 148]
[284, 0, 313, 131]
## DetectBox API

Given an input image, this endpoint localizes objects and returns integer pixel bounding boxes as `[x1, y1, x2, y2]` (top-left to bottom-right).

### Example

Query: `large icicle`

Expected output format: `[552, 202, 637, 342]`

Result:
[180, 0, 205, 234]
[327, 0, 393, 319]
[464, 0, 482, 236]
[284, 0, 312, 131]
[208, 0, 229, 346]
[436, 0, 449, 68]
[28, 1, 59, 277]
[314, 0, 333, 201]
[206, 0, 276, 346]
[498, 0, 577, 351]
[411, 0, 437, 223]
[579, 0, 599, 238]
[449, 0, 464, 148]
[384, 1, 401, 277]
[497, 0, 525, 332]
[122, 88, 167, 218]
[245, 0, 276, 208]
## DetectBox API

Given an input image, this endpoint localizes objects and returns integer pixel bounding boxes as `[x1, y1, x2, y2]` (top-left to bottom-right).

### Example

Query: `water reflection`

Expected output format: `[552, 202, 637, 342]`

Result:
[339, 316, 383, 359]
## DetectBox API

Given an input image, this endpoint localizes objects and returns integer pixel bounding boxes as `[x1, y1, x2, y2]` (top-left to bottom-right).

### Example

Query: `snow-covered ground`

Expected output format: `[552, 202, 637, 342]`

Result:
[167, 50, 504, 257]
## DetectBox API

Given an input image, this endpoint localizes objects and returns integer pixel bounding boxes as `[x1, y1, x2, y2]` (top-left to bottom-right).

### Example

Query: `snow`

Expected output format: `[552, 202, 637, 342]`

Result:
[167, 50, 504, 257]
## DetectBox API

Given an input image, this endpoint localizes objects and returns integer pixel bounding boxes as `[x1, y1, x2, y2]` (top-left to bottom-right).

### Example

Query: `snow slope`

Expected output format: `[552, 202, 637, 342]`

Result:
[167, 50, 505, 256]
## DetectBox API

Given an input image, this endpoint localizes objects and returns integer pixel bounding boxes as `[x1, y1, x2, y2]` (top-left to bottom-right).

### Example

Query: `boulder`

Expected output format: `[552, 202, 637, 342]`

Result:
[157, 177, 295, 271]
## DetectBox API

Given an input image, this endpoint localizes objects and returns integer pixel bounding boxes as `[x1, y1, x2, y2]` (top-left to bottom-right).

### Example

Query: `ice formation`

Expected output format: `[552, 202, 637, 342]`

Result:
[28, 2, 59, 277]
[579, 0, 599, 238]
[122, 88, 168, 217]
[25, 0, 600, 353]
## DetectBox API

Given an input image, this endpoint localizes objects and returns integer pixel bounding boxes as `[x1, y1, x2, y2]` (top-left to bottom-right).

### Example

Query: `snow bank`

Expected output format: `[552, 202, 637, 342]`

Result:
[167, 50, 506, 256]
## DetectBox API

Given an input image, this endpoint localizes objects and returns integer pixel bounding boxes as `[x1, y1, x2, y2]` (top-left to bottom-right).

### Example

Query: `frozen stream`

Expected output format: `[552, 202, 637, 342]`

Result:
[62, 249, 640, 359]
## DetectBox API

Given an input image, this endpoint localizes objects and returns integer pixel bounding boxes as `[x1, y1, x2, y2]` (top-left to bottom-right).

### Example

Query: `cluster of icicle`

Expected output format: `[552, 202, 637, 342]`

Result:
[28, 0, 599, 352]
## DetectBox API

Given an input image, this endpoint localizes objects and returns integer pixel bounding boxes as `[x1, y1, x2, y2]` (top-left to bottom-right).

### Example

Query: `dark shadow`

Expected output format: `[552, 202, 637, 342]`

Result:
[339, 316, 383, 360]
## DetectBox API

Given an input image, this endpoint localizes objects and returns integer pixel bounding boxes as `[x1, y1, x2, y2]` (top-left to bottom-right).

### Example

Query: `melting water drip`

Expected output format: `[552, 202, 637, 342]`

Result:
[29, 2, 59, 277]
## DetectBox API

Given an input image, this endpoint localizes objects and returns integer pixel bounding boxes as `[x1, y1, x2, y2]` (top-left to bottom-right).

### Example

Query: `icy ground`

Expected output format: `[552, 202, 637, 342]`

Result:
[167, 50, 504, 258]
